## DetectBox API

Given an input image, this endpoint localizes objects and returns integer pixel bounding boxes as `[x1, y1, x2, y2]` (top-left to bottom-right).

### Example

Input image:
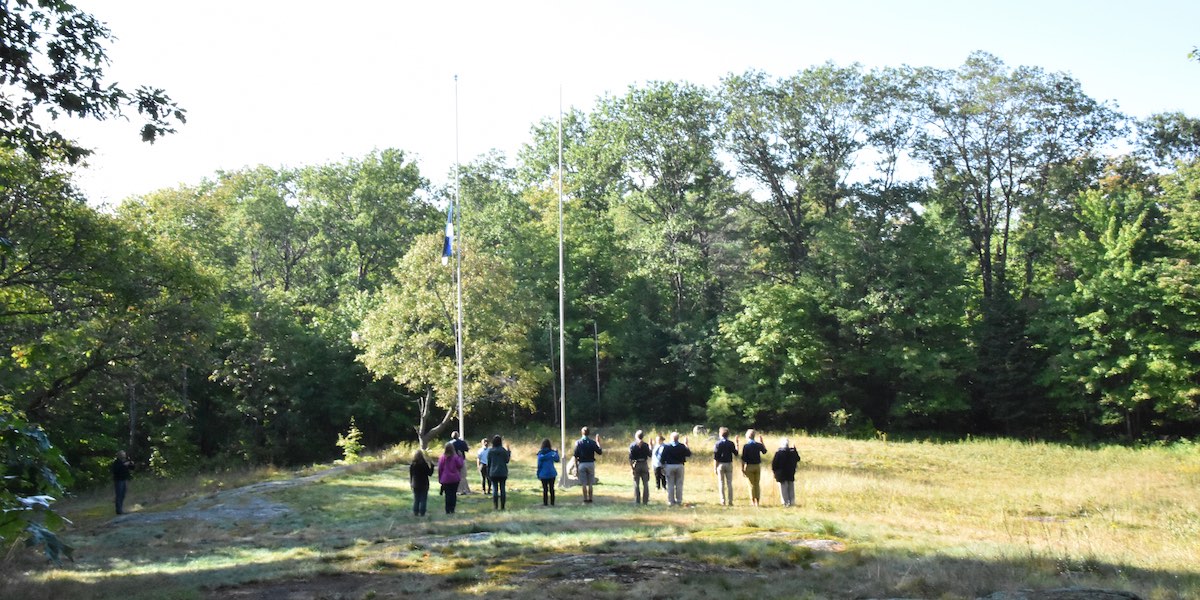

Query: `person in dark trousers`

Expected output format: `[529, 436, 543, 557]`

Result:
[477, 438, 492, 494]
[573, 426, 603, 503]
[660, 432, 691, 506]
[771, 437, 801, 507]
[536, 438, 560, 506]
[740, 429, 768, 507]
[628, 430, 652, 504]
[487, 435, 511, 510]
[713, 427, 739, 506]
[409, 448, 434, 516]
[111, 450, 134, 515]
[652, 434, 667, 490]
[437, 442, 465, 514]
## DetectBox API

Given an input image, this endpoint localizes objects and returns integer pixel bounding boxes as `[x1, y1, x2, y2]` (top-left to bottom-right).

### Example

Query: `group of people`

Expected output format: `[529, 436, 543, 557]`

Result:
[408, 426, 803, 515]
[639, 427, 801, 507]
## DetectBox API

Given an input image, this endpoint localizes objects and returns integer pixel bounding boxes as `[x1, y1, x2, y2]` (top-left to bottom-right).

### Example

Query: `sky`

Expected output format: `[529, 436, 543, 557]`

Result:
[61, 0, 1200, 205]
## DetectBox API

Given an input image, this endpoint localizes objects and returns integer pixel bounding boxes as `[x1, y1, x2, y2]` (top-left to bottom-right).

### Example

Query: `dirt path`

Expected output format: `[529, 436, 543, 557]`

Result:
[110, 464, 355, 525]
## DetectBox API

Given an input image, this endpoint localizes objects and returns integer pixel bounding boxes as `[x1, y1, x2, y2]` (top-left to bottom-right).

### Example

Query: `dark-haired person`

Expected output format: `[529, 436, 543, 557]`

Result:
[771, 437, 801, 507]
[713, 426, 739, 506]
[487, 435, 511, 510]
[573, 426, 603, 503]
[628, 430, 652, 504]
[409, 448, 435, 517]
[438, 442, 465, 514]
[111, 450, 134, 515]
[536, 438, 560, 506]
[660, 432, 691, 506]
[740, 429, 768, 507]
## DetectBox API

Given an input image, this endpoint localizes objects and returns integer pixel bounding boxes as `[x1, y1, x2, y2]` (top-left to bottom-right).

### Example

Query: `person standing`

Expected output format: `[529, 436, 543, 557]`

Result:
[573, 426, 603, 503]
[409, 448, 434, 517]
[111, 450, 134, 515]
[660, 432, 691, 506]
[437, 442, 465, 514]
[740, 429, 768, 507]
[628, 430, 652, 504]
[486, 435, 511, 510]
[450, 431, 472, 495]
[477, 438, 492, 495]
[771, 437, 801, 507]
[651, 434, 667, 491]
[536, 438, 560, 506]
[713, 427, 739, 506]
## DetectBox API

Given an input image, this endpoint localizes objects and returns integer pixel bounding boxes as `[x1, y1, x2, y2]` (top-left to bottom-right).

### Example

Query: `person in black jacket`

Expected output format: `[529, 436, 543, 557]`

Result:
[111, 450, 134, 515]
[660, 432, 691, 506]
[628, 430, 652, 504]
[770, 437, 801, 507]
[740, 429, 768, 507]
[573, 426, 603, 503]
[409, 448, 435, 516]
[713, 427, 739, 506]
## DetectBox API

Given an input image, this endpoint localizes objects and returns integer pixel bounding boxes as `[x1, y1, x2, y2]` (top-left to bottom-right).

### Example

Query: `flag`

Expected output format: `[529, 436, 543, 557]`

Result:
[441, 202, 454, 265]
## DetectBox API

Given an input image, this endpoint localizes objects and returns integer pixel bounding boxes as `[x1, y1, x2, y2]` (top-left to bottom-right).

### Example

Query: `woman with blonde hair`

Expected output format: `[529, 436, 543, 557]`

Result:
[409, 448, 434, 516]
[770, 436, 801, 507]
[438, 441, 465, 514]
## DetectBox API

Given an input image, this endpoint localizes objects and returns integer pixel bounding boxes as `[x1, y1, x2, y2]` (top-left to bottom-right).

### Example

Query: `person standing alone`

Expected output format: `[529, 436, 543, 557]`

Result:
[573, 427, 603, 503]
[111, 450, 134, 515]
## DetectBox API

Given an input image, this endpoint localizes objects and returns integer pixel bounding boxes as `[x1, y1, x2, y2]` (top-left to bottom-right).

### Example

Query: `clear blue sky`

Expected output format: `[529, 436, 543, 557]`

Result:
[63, 0, 1200, 204]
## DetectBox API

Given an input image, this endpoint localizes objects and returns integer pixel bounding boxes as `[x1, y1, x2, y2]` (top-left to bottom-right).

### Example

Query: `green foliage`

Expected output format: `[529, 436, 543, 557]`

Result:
[0, 411, 73, 563]
[355, 233, 547, 446]
[0, 1, 185, 162]
[335, 418, 364, 464]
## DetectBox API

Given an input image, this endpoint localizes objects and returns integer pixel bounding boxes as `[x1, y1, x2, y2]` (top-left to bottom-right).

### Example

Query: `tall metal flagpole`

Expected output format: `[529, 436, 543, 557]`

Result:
[454, 75, 466, 440]
[557, 87, 568, 488]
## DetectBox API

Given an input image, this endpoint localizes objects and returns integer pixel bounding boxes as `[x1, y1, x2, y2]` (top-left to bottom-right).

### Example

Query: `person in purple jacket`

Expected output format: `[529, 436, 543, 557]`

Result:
[437, 442, 465, 514]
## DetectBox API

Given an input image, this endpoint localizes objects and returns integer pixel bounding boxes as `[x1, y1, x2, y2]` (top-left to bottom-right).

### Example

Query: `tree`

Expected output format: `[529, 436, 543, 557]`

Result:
[0, 0, 185, 162]
[355, 234, 546, 448]
[911, 52, 1121, 431]
[1141, 112, 1200, 167]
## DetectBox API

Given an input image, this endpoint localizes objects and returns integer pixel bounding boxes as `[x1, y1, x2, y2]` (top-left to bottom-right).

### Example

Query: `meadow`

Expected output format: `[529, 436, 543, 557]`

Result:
[2, 431, 1197, 599]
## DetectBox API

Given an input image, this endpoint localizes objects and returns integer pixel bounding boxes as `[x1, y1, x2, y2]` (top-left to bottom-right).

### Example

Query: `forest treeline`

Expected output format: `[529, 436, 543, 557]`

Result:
[4, 52, 1200, 496]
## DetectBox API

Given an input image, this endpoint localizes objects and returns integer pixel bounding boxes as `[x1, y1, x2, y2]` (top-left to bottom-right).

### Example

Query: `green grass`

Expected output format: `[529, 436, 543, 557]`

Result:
[2, 435, 1197, 599]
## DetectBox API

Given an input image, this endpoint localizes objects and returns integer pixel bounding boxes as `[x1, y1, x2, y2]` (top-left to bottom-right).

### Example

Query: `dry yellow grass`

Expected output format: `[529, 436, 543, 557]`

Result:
[2, 433, 1196, 599]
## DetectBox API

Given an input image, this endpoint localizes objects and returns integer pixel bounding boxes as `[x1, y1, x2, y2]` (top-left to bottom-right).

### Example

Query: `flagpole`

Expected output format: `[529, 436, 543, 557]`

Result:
[557, 86, 568, 489]
[454, 74, 466, 441]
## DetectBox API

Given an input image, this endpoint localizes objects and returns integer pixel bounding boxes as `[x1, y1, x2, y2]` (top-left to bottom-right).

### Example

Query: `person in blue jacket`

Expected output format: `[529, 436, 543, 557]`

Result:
[536, 438, 560, 506]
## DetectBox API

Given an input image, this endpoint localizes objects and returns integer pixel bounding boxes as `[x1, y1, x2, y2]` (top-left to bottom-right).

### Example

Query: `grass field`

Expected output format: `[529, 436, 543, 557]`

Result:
[2, 431, 1197, 599]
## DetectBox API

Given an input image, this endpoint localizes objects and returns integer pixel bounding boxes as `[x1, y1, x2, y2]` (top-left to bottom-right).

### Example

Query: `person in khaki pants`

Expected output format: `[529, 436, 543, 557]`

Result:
[712, 427, 739, 506]
[740, 429, 768, 507]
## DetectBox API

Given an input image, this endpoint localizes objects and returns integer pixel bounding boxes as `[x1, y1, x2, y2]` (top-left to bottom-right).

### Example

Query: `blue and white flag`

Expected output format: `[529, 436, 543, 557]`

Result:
[441, 203, 454, 265]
